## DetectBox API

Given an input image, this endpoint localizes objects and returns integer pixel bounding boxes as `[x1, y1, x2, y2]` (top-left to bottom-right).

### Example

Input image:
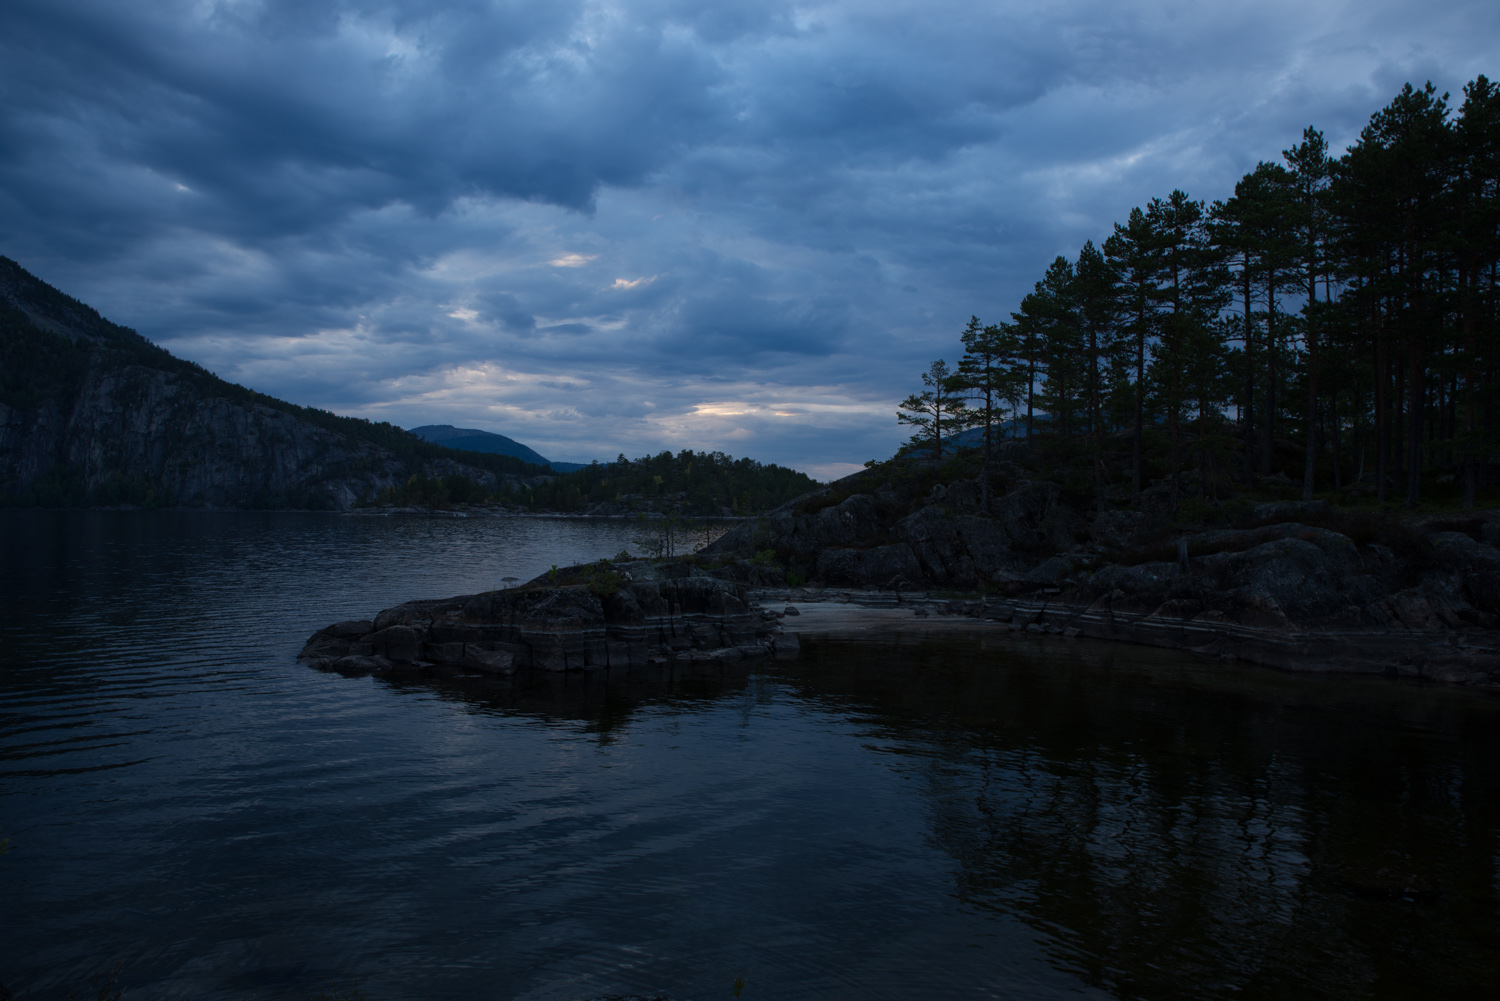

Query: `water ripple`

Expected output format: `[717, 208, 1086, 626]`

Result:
[5, 511, 1500, 1001]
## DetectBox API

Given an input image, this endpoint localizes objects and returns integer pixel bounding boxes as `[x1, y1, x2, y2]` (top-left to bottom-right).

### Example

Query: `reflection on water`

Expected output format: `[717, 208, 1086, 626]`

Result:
[784, 636, 1500, 1000]
[2, 511, 1499, 1000]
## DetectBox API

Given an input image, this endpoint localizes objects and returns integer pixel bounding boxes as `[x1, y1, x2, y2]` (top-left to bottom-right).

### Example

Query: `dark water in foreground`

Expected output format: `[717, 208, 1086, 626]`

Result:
[3, 511, 1500, 1001]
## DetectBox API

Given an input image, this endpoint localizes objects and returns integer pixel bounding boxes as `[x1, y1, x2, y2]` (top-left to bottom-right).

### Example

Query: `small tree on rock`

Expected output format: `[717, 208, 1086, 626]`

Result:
[898, 359, 967, 460]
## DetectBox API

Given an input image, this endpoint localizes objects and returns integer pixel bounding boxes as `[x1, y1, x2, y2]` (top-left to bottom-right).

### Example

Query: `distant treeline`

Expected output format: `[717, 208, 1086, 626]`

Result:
[496, 449, 819, 515]
[900, 76, 1500, 511]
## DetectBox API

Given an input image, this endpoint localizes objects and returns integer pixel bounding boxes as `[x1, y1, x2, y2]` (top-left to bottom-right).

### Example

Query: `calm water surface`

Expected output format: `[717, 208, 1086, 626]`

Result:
[3, 510, 1500, 1000]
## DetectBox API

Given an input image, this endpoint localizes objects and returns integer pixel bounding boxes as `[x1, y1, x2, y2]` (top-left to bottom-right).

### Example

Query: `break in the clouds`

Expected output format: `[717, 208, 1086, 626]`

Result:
[1, 0, 1495, 478]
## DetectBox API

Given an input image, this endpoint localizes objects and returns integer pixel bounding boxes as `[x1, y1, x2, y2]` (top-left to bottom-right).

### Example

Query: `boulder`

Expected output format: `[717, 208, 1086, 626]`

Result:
[1025, 556, 1073, 584]
[815, 544, 922, 587]
[329, 654, 391, 673]
[1387, 590, 1442, 630]
[1091, 509, 1144, 550]
[299, 632, 352, 661]
[367, 625, 422, 663]
[425, 641, 467, 665]
[1429, 532, 1500, 614]
[324, 619, 374, 639]
[1196, 533, 1368, 621]
[462, 647, 516, 675]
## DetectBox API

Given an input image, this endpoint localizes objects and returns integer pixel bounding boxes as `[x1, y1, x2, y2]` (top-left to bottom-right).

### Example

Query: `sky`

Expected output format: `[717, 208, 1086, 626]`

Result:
[1, 0, 1496, 479]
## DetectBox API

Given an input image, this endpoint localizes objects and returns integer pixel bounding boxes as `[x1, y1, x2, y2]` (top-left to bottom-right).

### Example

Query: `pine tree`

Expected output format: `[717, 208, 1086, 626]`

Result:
[1074, 240, 1121, 508]
[1452, 75, 1500, 508]
[1032, 256, 1085, 437]
[957, 317, 1019, 507]
[924, 76, 1500, 516]
[1104, 207, 1162, 498]
[1143, 191, 1227, 506]
[1328, 129, 1395, 501]
[1009, 289, 1050, 441]
[898, 359, 967, 460]
[1239, 162, 1299, 479]
[1284, 127, 1334, 500]
[1351, 83, 1452, 506]
[1211, 170, 1279, 486]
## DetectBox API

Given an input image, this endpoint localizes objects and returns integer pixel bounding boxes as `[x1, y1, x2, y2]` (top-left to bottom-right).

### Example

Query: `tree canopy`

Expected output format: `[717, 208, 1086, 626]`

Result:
[498, 449, 818, 516]
[908, 75, 1500, 512]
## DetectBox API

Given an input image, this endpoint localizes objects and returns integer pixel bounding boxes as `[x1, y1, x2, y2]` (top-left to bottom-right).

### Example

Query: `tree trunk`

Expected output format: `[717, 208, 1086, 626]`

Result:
[1302, 232, 1319, 501]
[1242, 257, 1256, 487]
[1026, 354, 1035, 441]
[1355, 388, 1365, 485]
[1090, 327, 1103, 513]
[1393, 354, 1404, 494]
[1330, 390, 1342, 491]
[1406, 337, 1422, 509]
[1198, 394, 1209, 500]
[1375, 306, 1387, 505]
[982, 382, 993, 510]
[1263, 278, 1277, 476]
[1132, 324, 1145, 499]
[1463, 260, 1478, 509]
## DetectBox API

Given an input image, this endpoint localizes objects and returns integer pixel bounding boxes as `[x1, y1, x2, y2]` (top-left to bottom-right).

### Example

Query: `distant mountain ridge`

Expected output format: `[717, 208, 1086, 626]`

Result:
[0, 257, 552, 508]
[409, 425, 587, 473]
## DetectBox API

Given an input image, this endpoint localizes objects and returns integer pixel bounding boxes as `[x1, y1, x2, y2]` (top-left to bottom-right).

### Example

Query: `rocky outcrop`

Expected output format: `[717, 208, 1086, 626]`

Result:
[300, 563, 799, 676]
[708, 472, 1084, 588]
[946, 520, 1498, 684]
[704, 457, 1500, 685]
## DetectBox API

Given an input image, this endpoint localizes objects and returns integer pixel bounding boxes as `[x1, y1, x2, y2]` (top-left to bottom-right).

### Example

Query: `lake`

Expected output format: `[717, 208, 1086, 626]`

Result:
[3, 510, 1499, 1000]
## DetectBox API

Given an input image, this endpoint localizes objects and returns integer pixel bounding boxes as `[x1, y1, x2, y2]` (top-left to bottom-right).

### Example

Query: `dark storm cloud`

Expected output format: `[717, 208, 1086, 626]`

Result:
[475, 291, 536, 332]
[1, 0, 1497, 474]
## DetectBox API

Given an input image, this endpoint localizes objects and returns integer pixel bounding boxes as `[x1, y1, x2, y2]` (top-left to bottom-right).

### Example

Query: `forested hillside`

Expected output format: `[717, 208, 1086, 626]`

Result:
[900, 76, 1500, 513]
[499, 449, 818, 516]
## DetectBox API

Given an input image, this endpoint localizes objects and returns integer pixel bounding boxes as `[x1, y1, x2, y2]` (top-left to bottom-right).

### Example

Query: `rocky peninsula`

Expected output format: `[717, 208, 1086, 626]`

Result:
[300, 559, 800, 676]
[303, 446, 1500, 689]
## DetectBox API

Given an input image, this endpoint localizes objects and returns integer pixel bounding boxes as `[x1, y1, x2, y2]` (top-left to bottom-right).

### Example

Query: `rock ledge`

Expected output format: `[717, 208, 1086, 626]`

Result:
[300, 563, 797, 676]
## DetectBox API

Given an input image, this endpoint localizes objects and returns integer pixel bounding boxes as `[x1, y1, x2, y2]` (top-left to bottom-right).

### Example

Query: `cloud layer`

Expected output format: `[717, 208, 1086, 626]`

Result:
[3, 0, 1496, 477]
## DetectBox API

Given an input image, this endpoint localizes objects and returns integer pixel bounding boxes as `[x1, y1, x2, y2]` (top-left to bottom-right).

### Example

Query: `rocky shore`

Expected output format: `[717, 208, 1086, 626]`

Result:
[694, 452, 1500, 687]
[738, 584, 1500, 685]
[302, 452, 1500, 690]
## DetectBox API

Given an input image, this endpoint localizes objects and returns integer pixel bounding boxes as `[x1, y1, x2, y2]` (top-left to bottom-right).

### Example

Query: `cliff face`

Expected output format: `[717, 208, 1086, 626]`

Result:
[0, 257, 519, 509]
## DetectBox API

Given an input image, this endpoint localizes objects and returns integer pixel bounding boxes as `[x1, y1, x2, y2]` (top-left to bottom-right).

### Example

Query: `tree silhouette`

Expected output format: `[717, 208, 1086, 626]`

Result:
[899, 359, 967, 460]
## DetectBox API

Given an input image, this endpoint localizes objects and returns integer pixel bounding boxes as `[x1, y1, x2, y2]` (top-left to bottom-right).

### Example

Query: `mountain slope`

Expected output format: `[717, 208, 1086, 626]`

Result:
[0, 257, 548, 509]
[412, 425, 547, 465]
[410, 425, 589, 473]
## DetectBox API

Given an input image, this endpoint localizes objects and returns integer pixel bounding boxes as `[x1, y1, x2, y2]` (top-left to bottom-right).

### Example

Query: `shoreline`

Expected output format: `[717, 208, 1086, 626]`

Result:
[0, 505, 753, 520]
[341, 506, 752, 520]
[299, 571, 1500, 694]
[759, 589, 1500, 688]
